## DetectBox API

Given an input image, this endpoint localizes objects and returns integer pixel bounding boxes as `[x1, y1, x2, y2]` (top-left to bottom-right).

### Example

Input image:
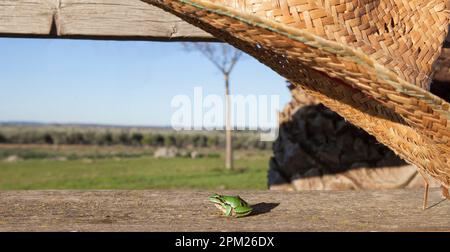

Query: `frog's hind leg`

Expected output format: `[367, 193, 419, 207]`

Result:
[418, 170, 429, 210]
[234, 206, 252, 218]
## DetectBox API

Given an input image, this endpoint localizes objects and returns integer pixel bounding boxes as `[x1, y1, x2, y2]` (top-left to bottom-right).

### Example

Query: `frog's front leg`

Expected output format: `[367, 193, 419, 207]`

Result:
[224, 205, 233, 216]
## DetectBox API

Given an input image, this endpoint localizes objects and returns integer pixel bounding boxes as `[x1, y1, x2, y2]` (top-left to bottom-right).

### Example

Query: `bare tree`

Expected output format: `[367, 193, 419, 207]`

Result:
[183, 43, 243, 170]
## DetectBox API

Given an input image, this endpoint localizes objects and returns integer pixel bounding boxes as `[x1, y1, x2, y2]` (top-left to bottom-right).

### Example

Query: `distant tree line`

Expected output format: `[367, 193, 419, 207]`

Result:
[0, 128, 271, 150]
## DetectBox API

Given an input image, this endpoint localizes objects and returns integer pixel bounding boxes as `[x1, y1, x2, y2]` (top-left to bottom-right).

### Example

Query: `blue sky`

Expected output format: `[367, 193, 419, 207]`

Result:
[0, 38, 290, 127]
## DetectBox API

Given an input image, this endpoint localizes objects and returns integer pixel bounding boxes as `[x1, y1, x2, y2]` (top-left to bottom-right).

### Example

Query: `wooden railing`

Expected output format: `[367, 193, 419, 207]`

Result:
[0, 189, 449, 231]
[0, 0, 215, 41]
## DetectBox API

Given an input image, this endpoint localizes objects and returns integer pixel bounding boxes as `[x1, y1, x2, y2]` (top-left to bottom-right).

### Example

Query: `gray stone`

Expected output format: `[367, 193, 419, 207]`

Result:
[3, 155, 22, 162]
[153, 147, 178, 158]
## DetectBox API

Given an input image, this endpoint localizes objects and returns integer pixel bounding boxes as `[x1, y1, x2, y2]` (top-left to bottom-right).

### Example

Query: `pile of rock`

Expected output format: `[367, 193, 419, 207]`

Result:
[3, 155, 22, 163]
[269, 85, 439, 191]
[153, 147, 203, 159]
[154, 147, 179, 158]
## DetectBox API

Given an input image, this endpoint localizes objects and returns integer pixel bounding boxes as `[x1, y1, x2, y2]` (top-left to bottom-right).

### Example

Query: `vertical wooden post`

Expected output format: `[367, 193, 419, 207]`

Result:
[224, 73, 233, 170]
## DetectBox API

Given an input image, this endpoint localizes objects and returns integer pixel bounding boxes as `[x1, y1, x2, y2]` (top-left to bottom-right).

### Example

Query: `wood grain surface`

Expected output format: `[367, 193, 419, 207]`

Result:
[0, 189, 449, 231]
[0, 0, 214, 41]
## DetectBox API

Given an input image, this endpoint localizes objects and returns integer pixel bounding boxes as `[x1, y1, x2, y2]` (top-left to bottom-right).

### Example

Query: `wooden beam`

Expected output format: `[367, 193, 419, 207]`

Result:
[0, 0, 55, 36]
[0, 0, 216, 41]
[0, 189, 449, 231]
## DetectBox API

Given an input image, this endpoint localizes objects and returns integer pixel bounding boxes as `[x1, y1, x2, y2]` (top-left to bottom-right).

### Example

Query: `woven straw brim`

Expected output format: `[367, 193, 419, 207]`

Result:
[144, 0, 450, 188]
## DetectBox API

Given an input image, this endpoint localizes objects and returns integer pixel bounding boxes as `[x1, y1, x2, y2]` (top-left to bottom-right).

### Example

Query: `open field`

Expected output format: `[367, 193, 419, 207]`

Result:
[0, 123, 272, 190]
[0, 144, 270, 190]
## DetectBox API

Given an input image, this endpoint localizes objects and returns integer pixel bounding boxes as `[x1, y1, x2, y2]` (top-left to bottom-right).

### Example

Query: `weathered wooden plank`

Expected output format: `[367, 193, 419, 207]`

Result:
[0, 0, 215, 41]
[57, 0, 214, 40]
[0, 0, 55, 35]
[0, 189, 449, 231]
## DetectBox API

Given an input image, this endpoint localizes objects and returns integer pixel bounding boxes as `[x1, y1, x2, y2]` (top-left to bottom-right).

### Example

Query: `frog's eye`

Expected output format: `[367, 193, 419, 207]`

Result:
[209, 193, 219, 199]
[208, 194, 222, 203]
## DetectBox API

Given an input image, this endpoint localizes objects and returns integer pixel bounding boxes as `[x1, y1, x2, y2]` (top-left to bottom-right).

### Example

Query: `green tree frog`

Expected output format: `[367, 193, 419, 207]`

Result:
[208, 193, 253, 217]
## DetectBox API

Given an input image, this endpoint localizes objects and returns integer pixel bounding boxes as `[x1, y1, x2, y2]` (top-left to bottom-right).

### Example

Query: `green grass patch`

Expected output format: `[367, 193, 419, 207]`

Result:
[0, 156, 268, 190]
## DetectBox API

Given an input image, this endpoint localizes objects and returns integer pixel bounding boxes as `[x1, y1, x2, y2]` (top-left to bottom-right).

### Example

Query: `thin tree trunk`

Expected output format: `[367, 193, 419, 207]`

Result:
[224, 74, 233, 170]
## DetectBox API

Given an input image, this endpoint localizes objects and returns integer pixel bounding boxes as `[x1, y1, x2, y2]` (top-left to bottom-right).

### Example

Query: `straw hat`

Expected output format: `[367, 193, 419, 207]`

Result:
[144, 0, 450, 207]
